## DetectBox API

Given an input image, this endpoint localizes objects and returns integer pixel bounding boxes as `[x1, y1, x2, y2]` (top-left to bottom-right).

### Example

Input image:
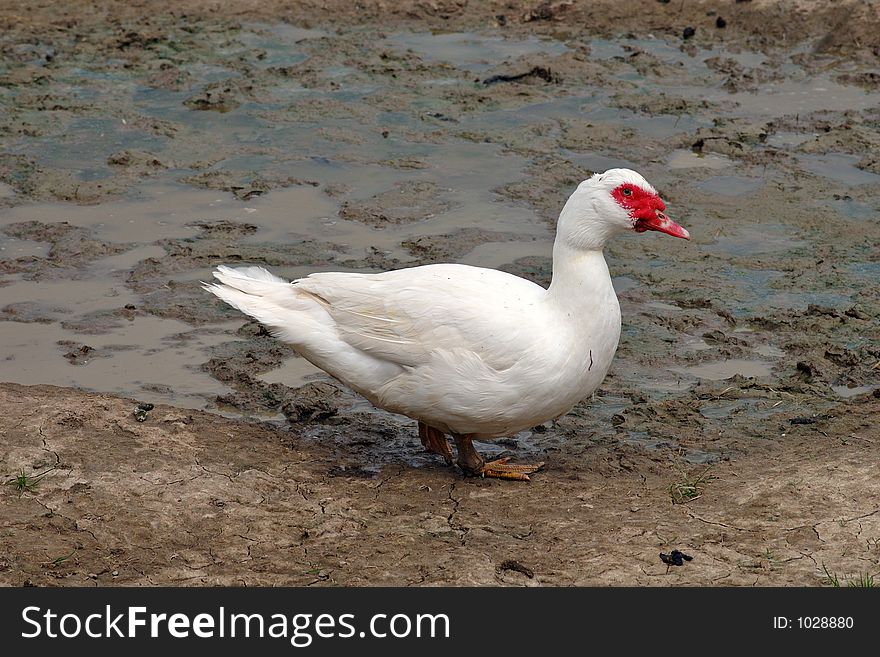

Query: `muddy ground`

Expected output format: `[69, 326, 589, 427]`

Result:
[1, 0, 879, 586]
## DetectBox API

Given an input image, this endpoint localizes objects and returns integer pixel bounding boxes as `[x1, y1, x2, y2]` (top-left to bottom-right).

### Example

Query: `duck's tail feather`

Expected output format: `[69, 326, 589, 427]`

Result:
[212, 264, 288, 291]
[204, 265, 402, 389]
[203, 265, 304, 330]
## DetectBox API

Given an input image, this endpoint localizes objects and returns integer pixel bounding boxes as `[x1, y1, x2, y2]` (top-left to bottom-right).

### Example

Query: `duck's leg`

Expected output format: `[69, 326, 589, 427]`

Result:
[419, 421, 453, 465]
[451, 433, 544, 482]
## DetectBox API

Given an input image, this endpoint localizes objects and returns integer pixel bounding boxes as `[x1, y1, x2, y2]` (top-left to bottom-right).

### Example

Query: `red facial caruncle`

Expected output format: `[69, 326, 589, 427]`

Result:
[611, 183, 690, 240]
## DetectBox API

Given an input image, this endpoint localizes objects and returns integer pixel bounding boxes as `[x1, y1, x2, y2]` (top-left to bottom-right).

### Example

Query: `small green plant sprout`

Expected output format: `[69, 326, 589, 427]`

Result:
[822, 564, 841, 587]
[48, 549, 77, 567]
[5, 466, 56, 496]
[822, 564, 876, 588]
[847, 572, 876, 588]
[669, 466, 716, 504]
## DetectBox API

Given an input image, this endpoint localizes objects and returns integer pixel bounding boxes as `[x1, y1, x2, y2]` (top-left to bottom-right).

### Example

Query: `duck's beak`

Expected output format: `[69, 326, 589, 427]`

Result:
[633, 209, 690, 240]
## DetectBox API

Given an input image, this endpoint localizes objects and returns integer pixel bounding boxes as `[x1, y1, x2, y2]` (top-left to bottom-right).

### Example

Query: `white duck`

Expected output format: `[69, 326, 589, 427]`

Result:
[206, 168, 689, 480]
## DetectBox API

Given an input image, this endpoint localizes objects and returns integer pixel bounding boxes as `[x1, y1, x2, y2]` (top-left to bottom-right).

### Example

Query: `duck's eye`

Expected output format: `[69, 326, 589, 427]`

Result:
[622, 187, 633, 196]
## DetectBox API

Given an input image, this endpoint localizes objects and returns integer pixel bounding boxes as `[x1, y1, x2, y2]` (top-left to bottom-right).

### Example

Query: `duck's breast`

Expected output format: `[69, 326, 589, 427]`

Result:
[372, 291, 621, 436]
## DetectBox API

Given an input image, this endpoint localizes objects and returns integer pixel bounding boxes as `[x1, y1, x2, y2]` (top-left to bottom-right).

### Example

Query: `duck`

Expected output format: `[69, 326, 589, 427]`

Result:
[205, 168, 689, 481]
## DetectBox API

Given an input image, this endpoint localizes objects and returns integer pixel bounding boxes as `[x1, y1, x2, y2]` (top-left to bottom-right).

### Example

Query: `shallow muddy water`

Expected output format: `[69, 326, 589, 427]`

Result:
[1, 20, 877, 439]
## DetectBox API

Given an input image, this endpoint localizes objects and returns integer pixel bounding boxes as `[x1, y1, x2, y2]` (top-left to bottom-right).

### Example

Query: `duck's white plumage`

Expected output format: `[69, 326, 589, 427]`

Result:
[205, 168, 688, 446]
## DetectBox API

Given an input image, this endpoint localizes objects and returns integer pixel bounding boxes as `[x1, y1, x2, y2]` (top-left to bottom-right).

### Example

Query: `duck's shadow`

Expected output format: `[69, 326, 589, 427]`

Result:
[290, 406, 557, 479]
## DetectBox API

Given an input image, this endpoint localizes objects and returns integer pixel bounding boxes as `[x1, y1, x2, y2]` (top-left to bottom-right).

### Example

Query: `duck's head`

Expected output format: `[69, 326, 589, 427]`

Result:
[558, 168, 690, 250]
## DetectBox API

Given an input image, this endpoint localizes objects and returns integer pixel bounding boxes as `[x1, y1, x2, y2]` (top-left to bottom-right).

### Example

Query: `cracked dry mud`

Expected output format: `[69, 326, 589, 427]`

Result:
[1, 0, 880, 586]
[2, 383, 878, 586]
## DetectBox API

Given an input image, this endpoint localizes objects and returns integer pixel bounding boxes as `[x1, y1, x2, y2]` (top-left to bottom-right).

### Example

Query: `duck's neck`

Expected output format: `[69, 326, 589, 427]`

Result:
[547, 241, 615, 306]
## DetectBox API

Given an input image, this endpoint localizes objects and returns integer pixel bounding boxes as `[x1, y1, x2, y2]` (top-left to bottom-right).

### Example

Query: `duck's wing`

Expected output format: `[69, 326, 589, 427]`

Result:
[294, 263, 546, 370]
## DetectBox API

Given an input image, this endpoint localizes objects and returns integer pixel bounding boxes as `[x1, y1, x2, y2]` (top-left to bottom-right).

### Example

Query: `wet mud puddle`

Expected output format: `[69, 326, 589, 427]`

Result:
[1, 24, 877, 440]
